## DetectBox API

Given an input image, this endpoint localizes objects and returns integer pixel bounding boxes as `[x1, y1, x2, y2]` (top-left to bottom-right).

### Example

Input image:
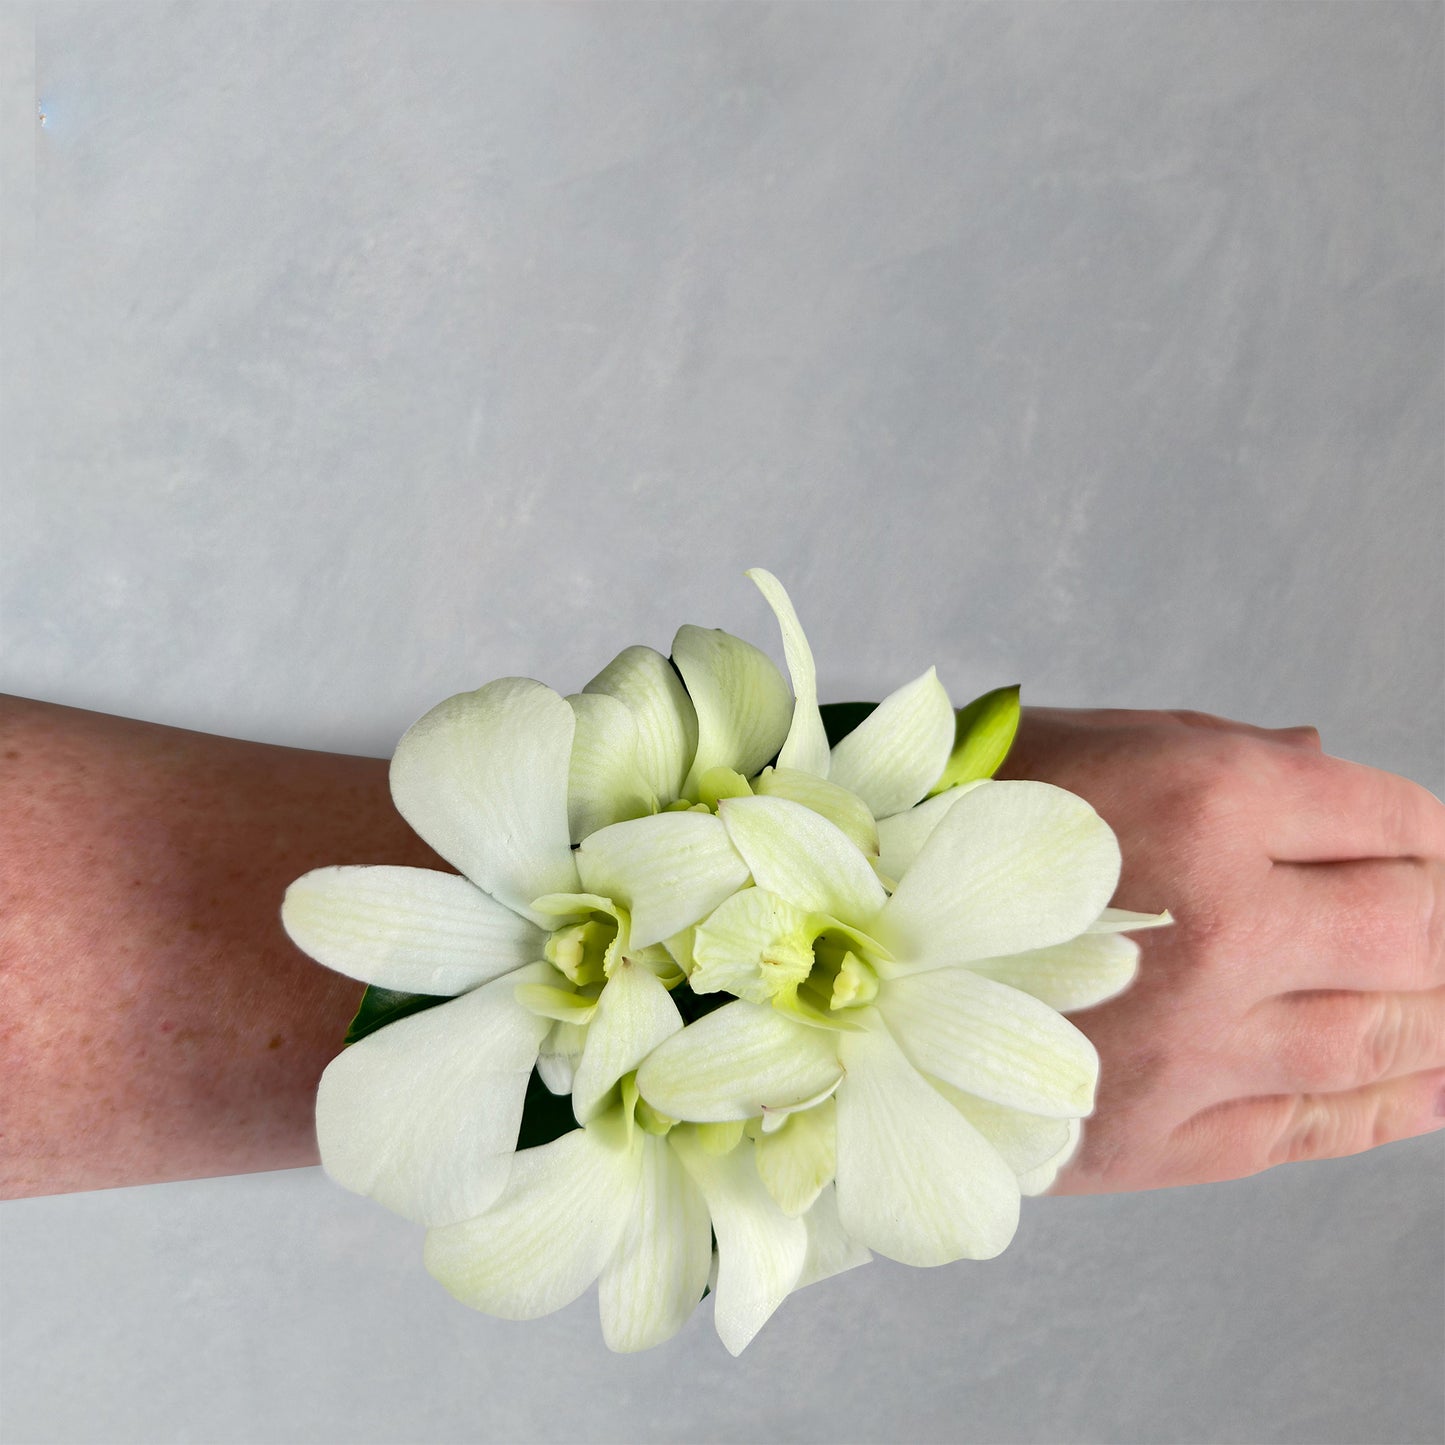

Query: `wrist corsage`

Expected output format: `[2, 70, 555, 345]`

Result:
[282, 570, 1170, 1353]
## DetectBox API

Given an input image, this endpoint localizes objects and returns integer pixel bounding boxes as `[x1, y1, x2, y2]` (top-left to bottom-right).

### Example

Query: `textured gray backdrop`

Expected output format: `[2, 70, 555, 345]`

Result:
[1, 4, 1441, 1443]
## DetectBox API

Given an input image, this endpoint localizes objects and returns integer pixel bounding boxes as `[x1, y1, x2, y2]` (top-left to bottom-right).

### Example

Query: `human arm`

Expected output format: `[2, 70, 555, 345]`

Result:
[0, 695, 444, 1198]
[3, 695, 1441, 1200]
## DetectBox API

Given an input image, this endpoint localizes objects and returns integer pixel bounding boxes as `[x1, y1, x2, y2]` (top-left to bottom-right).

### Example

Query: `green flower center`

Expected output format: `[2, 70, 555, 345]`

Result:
[663, 765, 754, 816]
[544, 917, 616, 987]
[794, 928, 881, 1015]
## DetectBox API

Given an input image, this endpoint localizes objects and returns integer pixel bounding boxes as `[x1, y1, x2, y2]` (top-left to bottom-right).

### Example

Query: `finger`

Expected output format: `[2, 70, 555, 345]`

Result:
[1166, 1068, 1445, 1187]
[1260, 858, 1444, 993]
[1232, 986, 1445, 1096]
[1263, 750, 1445, 863]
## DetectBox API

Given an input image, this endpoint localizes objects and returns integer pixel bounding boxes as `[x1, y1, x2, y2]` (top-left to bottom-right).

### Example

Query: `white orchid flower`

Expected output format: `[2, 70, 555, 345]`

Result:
[635, 785, 1169, 1268]
[279, 644, 789, 1228]
[424, 1056, 867, 1355]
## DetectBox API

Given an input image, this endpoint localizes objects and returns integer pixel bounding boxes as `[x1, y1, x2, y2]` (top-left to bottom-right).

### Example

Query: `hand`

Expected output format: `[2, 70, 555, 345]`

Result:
[995, 707, 1445, 1193]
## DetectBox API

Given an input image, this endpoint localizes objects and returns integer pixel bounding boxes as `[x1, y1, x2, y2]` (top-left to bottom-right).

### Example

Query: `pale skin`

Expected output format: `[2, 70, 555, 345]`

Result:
[1, 695, 1441, 1201]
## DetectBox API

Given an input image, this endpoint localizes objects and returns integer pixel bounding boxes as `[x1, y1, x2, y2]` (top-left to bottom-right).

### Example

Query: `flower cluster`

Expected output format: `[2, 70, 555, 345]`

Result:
[282, 571, 1168, 1354]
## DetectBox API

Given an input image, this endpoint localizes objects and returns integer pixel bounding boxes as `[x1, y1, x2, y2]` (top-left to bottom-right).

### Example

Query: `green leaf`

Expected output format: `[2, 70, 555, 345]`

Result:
[344, 985, 450, 1046]
[927, 684, 1021, 796]
[817, 701, 878, 748]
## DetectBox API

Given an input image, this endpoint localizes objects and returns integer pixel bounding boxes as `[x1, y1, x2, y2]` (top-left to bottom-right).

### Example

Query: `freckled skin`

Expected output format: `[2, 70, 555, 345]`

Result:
[0, 696, 446, 1198]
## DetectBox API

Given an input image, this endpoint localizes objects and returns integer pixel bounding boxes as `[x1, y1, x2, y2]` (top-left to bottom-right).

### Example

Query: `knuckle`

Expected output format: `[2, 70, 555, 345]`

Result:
[1366, 1090, 1404, 1151]
[1272, 993, 1411, 1090]
[1280, 724, 1323, 751]
[1267, 1094, 1342, 1168]
[1168, 746, 1259, 838]
[1258, 733, 1323, 789]
[1265, 1078, 1413, 1170]
[1353, 995, 1406, 1083]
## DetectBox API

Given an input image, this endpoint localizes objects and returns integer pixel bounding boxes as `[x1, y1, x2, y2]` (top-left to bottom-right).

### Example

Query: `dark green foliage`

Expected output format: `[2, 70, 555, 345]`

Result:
[516, 1068, 583, 1150]
[343, 985, 450, 1046]
[671, 983, 733, 1027]
[817, 700, 879, 748]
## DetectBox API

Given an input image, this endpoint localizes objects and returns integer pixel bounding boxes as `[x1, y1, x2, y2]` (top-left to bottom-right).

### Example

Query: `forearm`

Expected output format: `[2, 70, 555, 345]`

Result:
[0, 696, 443, 1198]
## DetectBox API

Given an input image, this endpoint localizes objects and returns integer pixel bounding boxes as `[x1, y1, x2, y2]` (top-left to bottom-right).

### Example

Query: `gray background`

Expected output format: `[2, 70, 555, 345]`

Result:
[1, 4, 1441, 1443]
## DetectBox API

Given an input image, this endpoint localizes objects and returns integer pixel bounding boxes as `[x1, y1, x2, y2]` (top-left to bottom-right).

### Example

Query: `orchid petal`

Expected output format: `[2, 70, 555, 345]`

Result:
[1018, 1118, 1082, 1196]
[826, 667, 955, 819]
[795, 1184, 872, 1290]
[834, 1018, 1020, 1266]
[282, 865, 546, 996]
[583, 644, 698, 807]
[719, 795, 886, 926]
[572, 962, 683, 1124]
[751, 1097, 837, 1217]
[673, 624, 792, 796]
[697, 1120, 747, 1155]
[878, 781, 1121, 972]
[925, 1077, 1074, 1175]
[636, 1001, 843, 1123]
[1086, 907, 1175, 934]
[877, 966, 1098, 1117]
[536, 1019, 586, 1094]
[576, 811, 750, 949]
[874, 781, 987, 883]
[512, 984, 598, 1024]
[424, 1126, 639, 1319]
[967, 931, 1141, 1013]
[753, 766, 880, 857]
[316, 963, 552, 1226]
[598, 1134, 711, 1352]
[390, 679, 579, 925]
[746, 568, 830, 778]
[662, 925, 697, 975]
[528, 891, 620, 924]
[565, 692, 657, 843]
[672, 1128, 809, 1356]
